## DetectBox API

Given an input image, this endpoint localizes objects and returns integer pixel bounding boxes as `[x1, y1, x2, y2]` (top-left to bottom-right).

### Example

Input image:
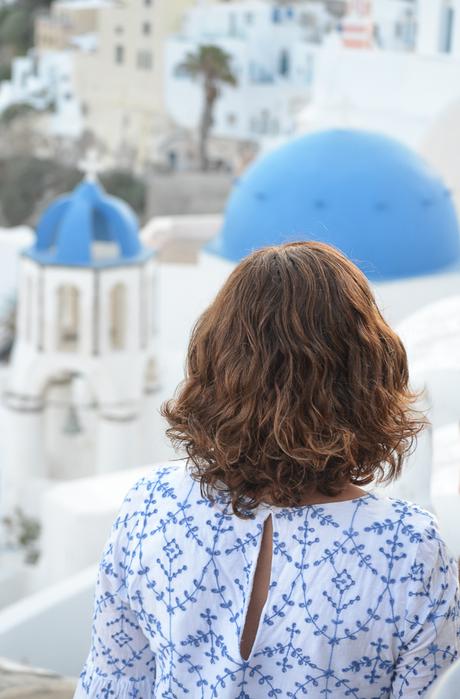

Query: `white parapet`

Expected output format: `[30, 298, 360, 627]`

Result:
[0, 564, 97, 677]
[37, 461, 173, 585]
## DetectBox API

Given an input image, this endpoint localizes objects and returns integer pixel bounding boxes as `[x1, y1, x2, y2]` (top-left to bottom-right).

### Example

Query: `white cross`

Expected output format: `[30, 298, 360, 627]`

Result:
[78, 148, 104, 182]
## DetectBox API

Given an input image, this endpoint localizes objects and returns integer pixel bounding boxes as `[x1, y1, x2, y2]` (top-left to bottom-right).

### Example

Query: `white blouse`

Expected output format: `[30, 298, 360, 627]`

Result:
[74, 464, 460, 698]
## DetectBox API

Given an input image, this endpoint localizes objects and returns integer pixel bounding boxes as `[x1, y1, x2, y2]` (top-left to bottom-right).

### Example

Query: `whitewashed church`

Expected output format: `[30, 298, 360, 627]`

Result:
[3, 159, 158, 513]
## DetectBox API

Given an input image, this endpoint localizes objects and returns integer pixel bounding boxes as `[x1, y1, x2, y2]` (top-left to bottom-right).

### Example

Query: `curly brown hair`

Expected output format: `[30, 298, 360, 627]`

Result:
[161, 241, 426, 517]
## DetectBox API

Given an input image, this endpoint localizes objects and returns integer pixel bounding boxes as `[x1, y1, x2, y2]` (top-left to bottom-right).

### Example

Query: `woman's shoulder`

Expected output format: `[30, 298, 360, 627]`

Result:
[117, 461, 203, 517]
[361, 490, 450, 558]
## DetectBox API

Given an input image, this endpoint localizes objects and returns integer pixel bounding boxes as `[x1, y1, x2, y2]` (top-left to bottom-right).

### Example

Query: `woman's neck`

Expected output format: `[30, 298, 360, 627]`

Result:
[264, 483, 368, 508]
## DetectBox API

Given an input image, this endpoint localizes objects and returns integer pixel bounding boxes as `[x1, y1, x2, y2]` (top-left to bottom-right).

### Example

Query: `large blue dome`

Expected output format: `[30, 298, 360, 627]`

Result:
[26, 178, 153, 267]
[204, 129, 460, 281]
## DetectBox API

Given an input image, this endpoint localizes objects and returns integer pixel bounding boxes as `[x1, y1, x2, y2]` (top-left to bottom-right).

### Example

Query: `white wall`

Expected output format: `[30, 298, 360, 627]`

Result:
[38, 463, 158, 584]
[416, 0, 460, 58]
[0, 228, 34, 299]
[300, 36, 460, 149]
[0, 565, 96, 676]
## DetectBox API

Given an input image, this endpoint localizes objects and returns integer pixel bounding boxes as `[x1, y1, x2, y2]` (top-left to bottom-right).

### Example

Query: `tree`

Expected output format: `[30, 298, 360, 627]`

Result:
[177, 45, 237, 171]
[0, 156, 147, 227]
[0, 102, 38, 125]
[0, 0, 52, 57]
[0, 7, 31, 54]
[101, 170, 147, 219]
[0, 292, 16, 362]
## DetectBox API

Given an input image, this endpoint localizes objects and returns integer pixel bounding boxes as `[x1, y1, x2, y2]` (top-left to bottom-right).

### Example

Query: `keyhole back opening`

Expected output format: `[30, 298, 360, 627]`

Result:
[239, 513, 273, 662]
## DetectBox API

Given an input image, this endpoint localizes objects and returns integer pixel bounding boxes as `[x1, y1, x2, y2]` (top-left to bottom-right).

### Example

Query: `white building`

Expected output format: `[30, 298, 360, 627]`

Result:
[297, 0, 460, 200]
[0, 0, 109, 138]
[74, 0, 199, 170]
[340, 0, 417, 51]
[165, 1, 327, 150]
[165, 0, 419, 156]
[2, 162, 159, 521]
[0, 50, 84, 138]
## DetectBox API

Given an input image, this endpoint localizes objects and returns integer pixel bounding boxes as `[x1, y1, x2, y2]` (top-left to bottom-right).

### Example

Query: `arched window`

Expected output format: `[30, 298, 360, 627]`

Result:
[110, 282, 127, 350]
[57, 285, 80, 352]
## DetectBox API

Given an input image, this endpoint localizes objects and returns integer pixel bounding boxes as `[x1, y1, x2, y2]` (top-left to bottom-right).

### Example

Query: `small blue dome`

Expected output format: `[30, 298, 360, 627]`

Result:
[204, 129, 460, 281]
[25, 178, 153, 267]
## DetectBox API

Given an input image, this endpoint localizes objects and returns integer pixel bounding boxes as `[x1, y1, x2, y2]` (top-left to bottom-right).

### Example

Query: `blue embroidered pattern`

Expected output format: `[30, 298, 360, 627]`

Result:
[74, 464, 460, 698]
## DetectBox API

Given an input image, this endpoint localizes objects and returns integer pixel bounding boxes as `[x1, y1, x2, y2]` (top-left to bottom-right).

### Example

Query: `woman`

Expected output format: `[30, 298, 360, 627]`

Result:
[75, 241, 459, 698]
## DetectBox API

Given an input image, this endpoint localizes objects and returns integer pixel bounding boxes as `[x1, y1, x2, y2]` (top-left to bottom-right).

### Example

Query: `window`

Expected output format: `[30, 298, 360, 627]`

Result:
[142, 21, 151, 35]
[440, 5, 455, 53]
[137, 50, 153, 70]
[279, 49, 290, 77]
[115, 44, 124, 64]
[110, 283, 126, 350]
[57, 285, 80, 352]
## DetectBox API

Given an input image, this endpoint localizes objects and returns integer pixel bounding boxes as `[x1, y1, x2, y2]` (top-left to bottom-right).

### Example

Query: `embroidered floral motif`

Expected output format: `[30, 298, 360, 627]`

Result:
[75, 465, 460, 699]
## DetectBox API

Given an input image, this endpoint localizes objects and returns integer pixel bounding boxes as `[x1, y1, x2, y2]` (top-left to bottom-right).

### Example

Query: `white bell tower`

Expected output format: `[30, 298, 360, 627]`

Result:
[2, 157, 158, 511]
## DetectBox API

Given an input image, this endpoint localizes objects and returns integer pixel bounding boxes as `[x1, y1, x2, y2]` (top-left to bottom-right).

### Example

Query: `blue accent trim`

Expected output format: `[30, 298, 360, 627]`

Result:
[29, 178, 150, 268]
[23, 247, 155, 269]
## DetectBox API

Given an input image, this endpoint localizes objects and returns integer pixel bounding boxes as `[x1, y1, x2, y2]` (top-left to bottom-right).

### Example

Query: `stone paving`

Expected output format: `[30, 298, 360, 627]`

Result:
[0, 659, 76, 698]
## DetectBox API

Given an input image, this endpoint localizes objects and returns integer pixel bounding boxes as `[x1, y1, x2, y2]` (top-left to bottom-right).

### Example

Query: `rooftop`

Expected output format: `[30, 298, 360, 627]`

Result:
[25, 177, 154, 268]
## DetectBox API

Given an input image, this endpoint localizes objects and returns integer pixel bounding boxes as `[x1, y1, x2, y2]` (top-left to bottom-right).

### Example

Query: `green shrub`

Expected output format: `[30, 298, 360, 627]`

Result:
[0, 8, 33, 55]
[0, 62, 11, 82]
[0, 1, 53, 55]
[0, 102, 38, 125]
[0, 157, 80, 226]
[101, 170, 147, 219]
[0, 157, 147, 226]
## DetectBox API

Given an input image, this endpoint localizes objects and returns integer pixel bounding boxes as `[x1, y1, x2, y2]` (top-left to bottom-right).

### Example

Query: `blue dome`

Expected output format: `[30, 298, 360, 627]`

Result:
[204, 129, 460, 281]
[25, 178, 153, 267]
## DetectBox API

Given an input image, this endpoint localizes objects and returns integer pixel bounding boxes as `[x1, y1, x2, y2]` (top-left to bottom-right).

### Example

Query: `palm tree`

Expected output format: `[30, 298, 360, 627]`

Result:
[178, 45, 237, 170]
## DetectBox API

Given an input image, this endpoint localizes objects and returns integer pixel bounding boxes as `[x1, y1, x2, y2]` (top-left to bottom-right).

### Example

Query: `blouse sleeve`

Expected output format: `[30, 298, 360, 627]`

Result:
[74, 479, 156, 699]
[390, 519, 460, 698]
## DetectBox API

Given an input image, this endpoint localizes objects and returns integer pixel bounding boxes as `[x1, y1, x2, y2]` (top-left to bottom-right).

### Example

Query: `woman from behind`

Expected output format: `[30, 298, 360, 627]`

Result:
[75, 241, 460, 699]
